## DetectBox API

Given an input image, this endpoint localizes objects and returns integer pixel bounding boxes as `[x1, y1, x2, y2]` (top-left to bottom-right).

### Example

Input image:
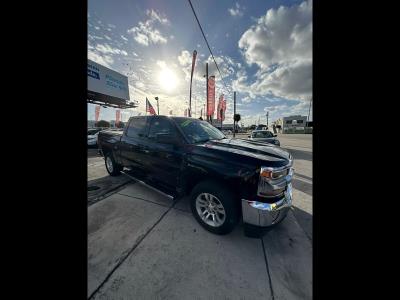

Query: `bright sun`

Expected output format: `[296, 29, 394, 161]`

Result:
[158, 68, 178, 91]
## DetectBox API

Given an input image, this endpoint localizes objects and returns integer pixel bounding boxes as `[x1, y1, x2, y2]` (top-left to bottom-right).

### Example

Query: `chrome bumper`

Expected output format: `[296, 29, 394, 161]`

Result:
[241, 183, 292, 227]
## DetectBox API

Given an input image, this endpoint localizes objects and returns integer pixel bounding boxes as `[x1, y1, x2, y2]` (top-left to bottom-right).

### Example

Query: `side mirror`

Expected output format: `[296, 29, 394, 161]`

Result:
[248, 135, 251, 138]
[273, 134, 277, 137]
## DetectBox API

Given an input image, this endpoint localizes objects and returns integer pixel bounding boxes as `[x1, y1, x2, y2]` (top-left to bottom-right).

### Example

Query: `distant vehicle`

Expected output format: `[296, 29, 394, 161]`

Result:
[248, 130, 280, 146]
[98, 116, 293, 237]
[255, 124, 267, 131]
[88, 128, 104, 147]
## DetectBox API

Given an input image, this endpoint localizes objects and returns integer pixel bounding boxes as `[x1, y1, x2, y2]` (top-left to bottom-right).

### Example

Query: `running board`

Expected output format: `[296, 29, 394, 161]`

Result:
[121, 171, 175, 200]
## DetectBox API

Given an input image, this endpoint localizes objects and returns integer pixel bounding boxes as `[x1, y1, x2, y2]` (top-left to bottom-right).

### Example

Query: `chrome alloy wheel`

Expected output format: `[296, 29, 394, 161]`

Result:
[195, 193, 226, 227]
[106, 156, 114, 173]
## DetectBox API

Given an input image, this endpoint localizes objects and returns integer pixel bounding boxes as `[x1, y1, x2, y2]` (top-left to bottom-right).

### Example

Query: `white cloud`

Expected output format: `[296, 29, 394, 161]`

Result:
[236, 0, 312, 101]
[127, 9, 169, 46]
[228, 2, 244, 17]
[104, 35, 112, 41]
[88, 51, 114, 68]
[95, 43, 128, 56]
[178, 50, 192, 66]
[146, 9, 169, 25]
[121, 35, 128, 41]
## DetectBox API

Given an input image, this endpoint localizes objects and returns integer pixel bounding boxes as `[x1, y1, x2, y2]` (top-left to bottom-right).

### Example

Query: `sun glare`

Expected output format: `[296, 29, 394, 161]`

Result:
[158, 67, 178, 91]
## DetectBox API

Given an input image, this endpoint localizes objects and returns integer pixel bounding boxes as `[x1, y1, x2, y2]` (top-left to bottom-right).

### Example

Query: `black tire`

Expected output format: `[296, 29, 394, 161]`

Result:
[104, 152, 122, 176]
[190, 181, 239, 235]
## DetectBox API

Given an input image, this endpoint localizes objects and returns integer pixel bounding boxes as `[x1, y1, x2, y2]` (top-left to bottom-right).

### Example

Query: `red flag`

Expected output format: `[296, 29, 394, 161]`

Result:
[217, 95, 223, 121]
[116, 109, 121, 124]
[222, 99, 226, 121]
[95, 105, 100, 122]
[190, 50, 197, 84]
[207, 76, 215, 117]
[146, 98, 156, 115]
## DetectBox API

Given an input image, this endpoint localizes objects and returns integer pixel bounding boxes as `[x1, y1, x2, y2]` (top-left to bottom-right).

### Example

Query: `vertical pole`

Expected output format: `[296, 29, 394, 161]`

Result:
[206, 63, 209, 122]
[267, 111, 269, 128]
[307, 97, 312, 122]
[233, 91, 236, 138]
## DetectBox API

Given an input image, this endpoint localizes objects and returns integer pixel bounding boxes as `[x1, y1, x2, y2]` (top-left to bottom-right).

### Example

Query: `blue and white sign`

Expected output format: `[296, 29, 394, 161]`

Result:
[88, 59, 130, 100]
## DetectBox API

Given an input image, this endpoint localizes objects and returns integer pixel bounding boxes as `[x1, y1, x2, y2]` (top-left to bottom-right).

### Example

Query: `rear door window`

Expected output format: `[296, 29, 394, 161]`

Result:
[126, 117, 148, 138]
[148, 117, 175, 139]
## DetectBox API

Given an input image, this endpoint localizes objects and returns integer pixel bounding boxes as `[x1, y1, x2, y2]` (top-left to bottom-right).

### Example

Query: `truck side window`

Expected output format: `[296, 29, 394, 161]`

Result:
[148, 118, 174, 139]
[126, 117, 147, 138]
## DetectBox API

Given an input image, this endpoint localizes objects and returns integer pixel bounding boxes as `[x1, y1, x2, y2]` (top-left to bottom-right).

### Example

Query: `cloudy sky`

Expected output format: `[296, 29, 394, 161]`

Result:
[88, 0, 312, 126]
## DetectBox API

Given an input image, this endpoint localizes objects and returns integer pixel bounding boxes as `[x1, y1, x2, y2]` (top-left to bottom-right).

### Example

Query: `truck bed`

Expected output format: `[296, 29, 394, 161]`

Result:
[98, 129, 123, 153]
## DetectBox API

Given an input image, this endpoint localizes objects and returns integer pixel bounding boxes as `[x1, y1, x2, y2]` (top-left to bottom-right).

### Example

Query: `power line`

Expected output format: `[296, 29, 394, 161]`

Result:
[186, 0, 230, 95]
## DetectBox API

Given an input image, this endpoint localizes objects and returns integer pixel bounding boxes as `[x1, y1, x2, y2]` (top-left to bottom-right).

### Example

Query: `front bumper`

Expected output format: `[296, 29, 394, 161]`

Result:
[241, 182, 292, 228]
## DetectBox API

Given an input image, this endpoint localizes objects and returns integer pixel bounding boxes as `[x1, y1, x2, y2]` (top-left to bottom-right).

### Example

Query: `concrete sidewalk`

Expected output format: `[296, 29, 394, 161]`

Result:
[88, 181, 312, 299]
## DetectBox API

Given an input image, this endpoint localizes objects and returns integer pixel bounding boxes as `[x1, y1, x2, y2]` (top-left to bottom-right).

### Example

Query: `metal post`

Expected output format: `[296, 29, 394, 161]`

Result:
[233, 91, 236, 138]
[307, 97, 312, 122]
[206, 63, 209, 122]
[266, 111, 269, 128]
[155, 97, 159, 115]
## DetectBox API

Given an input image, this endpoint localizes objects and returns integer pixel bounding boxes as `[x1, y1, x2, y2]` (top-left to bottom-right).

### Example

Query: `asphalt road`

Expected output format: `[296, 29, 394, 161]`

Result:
[87, 134, 312, 299]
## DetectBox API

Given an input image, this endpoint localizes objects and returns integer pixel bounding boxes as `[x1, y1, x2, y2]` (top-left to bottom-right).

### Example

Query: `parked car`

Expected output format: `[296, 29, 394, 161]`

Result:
[98, 116, 293, 237]
[248, 130, 280, 146]
[87, 128, 103, 147]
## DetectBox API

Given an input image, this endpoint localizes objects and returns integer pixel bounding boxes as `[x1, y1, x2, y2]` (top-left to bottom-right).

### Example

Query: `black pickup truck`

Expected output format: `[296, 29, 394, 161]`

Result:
[98, 116, 293, 237]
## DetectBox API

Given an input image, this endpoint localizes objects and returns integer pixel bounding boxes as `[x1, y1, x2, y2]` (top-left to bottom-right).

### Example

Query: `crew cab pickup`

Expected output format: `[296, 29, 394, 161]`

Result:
[98, 116, 293, 237]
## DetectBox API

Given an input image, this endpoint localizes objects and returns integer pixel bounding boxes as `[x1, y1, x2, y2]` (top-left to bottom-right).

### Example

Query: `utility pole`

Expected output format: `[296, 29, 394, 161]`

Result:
[233, 91, 236, 138]
[155, 97, 159, 115]
[307, 97, 312, 123]
[205, 63, 209, 123]
[266, 111, 269, 128]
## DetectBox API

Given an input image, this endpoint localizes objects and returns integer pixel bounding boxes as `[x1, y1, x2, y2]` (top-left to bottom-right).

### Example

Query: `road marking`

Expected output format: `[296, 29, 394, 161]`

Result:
[282, 144, 312, 151]
[293, 175, 312, 184]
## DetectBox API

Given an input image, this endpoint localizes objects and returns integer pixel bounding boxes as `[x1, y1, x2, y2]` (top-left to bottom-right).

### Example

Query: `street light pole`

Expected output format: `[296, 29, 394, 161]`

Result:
[307, 97, 312, 123]
[155, 97, 159, 115]
[233, 91, 236, 138]
[266, 111, 269, 128]
[205, 63, 209, 122]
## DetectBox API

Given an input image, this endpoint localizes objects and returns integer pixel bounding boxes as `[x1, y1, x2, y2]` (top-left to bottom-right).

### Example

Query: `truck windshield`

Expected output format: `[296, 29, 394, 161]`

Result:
[174, 118, 226, 144]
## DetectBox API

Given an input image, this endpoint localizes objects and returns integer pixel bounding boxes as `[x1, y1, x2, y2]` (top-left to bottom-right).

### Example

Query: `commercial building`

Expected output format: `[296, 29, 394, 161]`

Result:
[282, 115, 308, 133]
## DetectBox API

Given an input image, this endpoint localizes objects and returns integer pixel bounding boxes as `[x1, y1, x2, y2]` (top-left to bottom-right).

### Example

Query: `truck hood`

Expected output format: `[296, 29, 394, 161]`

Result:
[251, 137, 276, 142]
[196, 138, 291, 163]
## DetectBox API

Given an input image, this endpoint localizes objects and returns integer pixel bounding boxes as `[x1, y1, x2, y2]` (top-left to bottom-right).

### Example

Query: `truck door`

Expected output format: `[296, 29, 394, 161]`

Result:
[145, 116, 184, 189]
[119, 116, 150, 172]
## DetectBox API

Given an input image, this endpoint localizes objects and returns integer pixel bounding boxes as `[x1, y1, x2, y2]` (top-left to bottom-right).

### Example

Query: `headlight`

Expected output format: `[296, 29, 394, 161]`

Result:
[260, 166, 288, 180]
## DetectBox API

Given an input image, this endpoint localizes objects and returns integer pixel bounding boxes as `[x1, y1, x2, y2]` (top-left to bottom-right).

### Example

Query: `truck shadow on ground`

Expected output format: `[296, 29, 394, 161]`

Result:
[284, 148, 312, 161]
[88, 175, 133, 206]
